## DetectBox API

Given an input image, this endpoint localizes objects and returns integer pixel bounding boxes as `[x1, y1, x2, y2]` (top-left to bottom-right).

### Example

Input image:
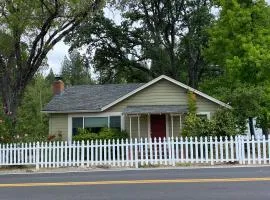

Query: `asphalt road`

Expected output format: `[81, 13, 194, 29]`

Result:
[1, 167, 270, 200]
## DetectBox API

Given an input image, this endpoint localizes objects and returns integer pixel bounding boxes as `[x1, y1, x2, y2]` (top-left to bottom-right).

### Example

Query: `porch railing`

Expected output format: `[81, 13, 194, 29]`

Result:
[0, 135, 269, 169]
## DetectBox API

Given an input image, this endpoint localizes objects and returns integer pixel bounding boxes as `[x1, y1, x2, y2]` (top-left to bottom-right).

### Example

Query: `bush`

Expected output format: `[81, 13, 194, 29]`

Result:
[73, 128, 128, 141]
[98, 128, 128, 140]
[182, 109, 241, 137]
[182, 114, 214, 137]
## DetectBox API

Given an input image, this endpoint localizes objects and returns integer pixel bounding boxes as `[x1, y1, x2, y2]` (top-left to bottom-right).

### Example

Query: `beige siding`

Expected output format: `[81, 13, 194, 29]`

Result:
[49, 114, 68, 141]
[107, 80, 188, 112]
[49, 79, 225, 140]
[196, 96, 221, 116]
[107, 79, 222, 117]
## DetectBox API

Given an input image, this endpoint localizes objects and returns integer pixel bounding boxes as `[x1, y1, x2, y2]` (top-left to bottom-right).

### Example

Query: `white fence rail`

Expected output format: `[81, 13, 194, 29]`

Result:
[0, 136, 270, 169]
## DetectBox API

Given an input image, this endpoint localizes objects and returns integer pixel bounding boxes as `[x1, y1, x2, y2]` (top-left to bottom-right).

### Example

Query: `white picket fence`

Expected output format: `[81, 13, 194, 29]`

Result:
[0, 135, 270, 169]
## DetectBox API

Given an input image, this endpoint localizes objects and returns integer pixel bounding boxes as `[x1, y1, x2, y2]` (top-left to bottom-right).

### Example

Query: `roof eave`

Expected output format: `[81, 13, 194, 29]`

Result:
[41, 109, 101, 114]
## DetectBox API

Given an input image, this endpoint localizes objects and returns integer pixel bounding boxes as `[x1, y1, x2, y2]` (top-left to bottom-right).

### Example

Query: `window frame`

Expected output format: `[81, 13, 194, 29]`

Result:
[196, 112, 210, 120]
[69, 113, 123, 139]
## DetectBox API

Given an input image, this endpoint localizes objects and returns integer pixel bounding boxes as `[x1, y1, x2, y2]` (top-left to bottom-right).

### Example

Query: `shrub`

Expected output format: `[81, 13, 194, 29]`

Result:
[182, 109, 241, 137]
[73, 128, 128, 141]
[73, 128, 97, 141]
[98, 128, 128, 140]
[182, 113, 213, 137]
[211, 109, 241, 137]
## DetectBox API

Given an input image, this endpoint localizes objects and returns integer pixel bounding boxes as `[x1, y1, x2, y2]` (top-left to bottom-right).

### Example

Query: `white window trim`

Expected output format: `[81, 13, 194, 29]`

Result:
[196, 112, 210, 120]
[68, 112, 123, 141]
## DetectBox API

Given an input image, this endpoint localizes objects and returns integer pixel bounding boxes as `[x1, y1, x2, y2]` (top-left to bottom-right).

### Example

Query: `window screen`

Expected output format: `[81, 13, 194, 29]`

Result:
[84, 117, 108, 127]
[72, 117, 83, 135]
[110, 116, 121, 129]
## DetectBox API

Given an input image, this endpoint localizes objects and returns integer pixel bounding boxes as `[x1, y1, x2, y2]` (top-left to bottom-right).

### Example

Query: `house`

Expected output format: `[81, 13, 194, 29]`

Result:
[43, 75, 231, 141]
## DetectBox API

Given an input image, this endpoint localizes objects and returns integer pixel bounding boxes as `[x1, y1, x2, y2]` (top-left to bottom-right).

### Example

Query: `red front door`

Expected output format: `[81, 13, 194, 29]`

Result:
[150, 115, 166, 139]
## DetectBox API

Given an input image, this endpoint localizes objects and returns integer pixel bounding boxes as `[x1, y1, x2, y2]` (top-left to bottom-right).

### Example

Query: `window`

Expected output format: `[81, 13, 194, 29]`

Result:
[72, 115, 122, 134]
[196, 112, 210, 120]
[110, 116, 121, 130]
[84, 117, 108, 133]
[72, 117, 83, 135]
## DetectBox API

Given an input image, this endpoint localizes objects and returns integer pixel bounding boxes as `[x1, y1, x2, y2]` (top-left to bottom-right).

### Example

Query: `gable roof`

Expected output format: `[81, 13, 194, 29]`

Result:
[101, 75, 231, 111]
[43, 83, 144, 113]
[43, 75, 231, 113]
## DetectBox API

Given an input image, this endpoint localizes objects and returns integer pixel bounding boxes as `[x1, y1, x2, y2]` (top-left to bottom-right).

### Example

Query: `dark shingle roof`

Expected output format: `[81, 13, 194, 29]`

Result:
[43, 83, 144, 112]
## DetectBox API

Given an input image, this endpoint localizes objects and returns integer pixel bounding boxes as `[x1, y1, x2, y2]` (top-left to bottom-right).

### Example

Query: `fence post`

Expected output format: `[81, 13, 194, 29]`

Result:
[210, 136, 214, 165]
[36, 142, 40, 170]
[134, 138, 138, 168]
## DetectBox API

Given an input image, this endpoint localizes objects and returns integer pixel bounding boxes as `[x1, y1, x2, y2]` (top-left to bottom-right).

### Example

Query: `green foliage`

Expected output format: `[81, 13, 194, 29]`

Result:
[73, 128, 128, 141]
[0, 73, 55, 143]
[202, 0, 270, 133]
[211, 109, 242, 137]
[0, 0, 104, 126]
[182, 109, 241, 137]
[15, 74, 52, 140]
[61, 51, 94, 85]
[206, 0, 270, 85]
[66, 0, 213, 86]
[98, 128, 129, 140]
[187, 91, 197, 114]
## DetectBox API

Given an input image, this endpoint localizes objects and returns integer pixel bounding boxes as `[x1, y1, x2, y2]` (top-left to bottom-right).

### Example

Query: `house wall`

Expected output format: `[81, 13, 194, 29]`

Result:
[124, 115, 148, 138]
[49, 114, 68, 141]
[107, 79, 221, 116]
[167, 115, 185, 137]
[48, 79, 223, 141]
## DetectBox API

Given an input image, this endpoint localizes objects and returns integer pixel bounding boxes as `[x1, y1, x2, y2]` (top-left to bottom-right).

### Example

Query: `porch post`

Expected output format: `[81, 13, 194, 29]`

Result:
[137, 115, 141, 138]
[129, 116, 132, 139]
[171, 114, 174, 138]
[179, 114, 182, 136]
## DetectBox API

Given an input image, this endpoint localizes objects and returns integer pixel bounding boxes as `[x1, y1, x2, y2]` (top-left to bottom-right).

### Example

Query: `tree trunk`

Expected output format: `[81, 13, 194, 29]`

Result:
[262, 127, 269, 140]
[1, 77, 24, 135]
[248, 117, 255, 137]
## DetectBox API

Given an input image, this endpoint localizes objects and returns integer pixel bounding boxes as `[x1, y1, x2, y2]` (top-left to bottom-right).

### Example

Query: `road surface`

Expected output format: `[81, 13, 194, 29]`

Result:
[1, 167, 270, 200]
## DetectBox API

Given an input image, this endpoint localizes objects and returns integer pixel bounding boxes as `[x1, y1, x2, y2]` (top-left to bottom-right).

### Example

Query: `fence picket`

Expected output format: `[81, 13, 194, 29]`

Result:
[145, 138, 149, 165]
[134, 138, 138, 168]
[154, 138, 158, 165]
[257, 137, 261, 164]
[250, 136, 255, 164]
[195, 137, 198, 163]
[205, 137, 208, 163]
[130, 139, 133, 167]
[158, 137, 162, 164]
[190, 137, 194, 164]
[210, 136, 213, 165]
[230, 136, 234, 162]
[268, 135, 270, 164]
[185, 137, 188, 163]
[125, 139, 129, 167]
[2, 136, 270, 168]
[180, 137, 184, 163]
[91, 140, 94, 166]
[262, 135, 266, 164]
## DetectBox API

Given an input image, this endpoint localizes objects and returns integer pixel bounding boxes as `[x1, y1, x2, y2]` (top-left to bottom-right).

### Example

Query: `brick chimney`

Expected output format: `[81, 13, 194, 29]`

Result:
[53, 77, 64, 95]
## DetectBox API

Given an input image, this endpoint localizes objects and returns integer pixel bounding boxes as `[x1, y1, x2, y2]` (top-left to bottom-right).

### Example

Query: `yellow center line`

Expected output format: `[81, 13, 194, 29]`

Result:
[1, 177, 270, 188]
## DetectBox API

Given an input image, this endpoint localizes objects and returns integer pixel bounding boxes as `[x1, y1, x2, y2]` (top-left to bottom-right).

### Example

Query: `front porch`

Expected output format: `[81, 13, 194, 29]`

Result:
[123, 105, 187, 139]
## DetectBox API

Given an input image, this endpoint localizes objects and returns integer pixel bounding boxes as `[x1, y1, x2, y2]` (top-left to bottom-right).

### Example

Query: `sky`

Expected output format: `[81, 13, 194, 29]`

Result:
[46, 7, 120, 76]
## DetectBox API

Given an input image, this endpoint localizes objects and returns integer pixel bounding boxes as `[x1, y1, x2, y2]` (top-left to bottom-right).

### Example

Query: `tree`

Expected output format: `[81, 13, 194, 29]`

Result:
[66, 0, 213, 86]
[16, 74, 53, 141]
[204, 0, 270, 135]
[45, 68, 55, 84]
[0, 0, 104, 130]
[61, 51, 93, 85]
